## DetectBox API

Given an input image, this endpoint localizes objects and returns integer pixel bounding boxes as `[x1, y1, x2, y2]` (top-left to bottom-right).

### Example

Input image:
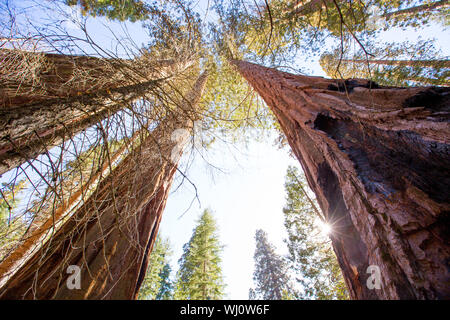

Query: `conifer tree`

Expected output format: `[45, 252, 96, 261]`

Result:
[156, 263, 174, 300]
[249, 229, 292, 300]
[0, 181, 26, 261]
[320, 40, 449, 86]
[138, 235, 173, 300]
[174, 209, 224, 300]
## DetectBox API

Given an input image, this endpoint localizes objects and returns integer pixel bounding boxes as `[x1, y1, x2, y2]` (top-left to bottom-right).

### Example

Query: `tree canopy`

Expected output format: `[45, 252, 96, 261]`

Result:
[249, 229, 292, 300]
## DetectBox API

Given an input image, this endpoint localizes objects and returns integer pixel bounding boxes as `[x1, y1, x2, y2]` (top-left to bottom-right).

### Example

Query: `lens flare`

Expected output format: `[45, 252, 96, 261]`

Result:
[321, 223, 332, 235]
[316, 219, 332, 236]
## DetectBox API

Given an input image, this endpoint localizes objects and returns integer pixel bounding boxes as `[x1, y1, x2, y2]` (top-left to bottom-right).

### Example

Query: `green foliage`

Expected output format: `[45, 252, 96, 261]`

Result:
[0, 181, 27, 260]
[66, 0, 150, 22]
[373, 0, 450, 30]
[210, 0, 448, 81]
[174, 209, 224, 300]
[211, 0, 323, 66]
[283, 166, 348, 300]
[157, 262, 174, 300]
[250, 229, 292, 300]
[138, 235, 174, 300]
[320, 39, 449, 86]
[201, 57, 277, 145]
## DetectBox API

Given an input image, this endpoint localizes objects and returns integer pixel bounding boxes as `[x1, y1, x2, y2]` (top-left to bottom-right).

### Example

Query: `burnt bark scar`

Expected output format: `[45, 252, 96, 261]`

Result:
[402, 87, 450, 112]
[314, 113, 450, 203]
[327, 79, 380, 93]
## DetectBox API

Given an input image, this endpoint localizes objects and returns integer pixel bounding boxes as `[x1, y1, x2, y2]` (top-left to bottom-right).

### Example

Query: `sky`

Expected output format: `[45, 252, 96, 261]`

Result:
[159, 134, 299, 299]
[2, 0, 449, 300]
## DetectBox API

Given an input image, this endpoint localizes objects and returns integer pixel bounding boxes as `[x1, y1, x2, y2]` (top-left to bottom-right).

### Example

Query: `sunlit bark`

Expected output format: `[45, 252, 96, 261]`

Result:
[0, 50, 192, 176]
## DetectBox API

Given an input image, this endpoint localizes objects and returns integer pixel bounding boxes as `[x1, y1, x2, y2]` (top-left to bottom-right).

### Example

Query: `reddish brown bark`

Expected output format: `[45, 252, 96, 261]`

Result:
[0, 73, 208, 299]
[231, 59, 450, 299]
[0, 50, 192, 176]
[0, 79, 158, 176]
[0, 50, 181, 108]
[286, 0, 331, 16]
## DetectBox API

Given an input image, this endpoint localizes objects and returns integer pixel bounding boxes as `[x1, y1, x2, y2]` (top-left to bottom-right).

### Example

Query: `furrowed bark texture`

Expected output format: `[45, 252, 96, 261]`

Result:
[0, 50, 182, 108]
[231, 59, 450, 300]
[0, 50, 192, 176]
[0, 72, 208, 299]
[0, 78, 158, 176]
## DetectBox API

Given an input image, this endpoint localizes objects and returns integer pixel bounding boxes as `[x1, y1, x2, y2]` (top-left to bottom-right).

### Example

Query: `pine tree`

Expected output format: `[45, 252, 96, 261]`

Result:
[138, 235, 173, 300]
[157, 263, 174, 300]
[0, 181, 26, 261]
[174, 209, 224, 300]
[250, 229, 292, 300]
[283, 166, 348, 300]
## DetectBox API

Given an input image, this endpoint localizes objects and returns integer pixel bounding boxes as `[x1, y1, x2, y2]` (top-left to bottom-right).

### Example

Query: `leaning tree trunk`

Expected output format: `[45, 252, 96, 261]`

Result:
[0, 50, 192, 176]
[231, 59, 450, 300]
[283, 0, 332, 16]
[342, 59, 450, 69]
[0, 49, 184, 108]
[382, 0, 449, 20]
[0, 72, 208, 299]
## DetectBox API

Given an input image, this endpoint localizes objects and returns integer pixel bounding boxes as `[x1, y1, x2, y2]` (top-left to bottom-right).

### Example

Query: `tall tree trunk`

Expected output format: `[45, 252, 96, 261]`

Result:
[0, 50, 192, 176]
[285, 0, 331, 16]
[342, 59, 450, 68]
[231, 59, 450, 299]
[382, 0, 449, 20]
[0, 72, 208, 299]
[0, 49, 183, 108]
[0, 79, 154, 177]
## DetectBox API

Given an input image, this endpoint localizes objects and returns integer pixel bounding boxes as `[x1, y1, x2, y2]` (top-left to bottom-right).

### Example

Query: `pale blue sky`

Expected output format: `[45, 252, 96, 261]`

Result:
[160, 134, 298, 299]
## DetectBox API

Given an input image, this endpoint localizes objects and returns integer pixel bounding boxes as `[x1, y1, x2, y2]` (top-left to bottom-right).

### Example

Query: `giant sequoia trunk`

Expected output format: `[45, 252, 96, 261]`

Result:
[0, 50, 182, 108]
[231, 59, 450, 299]
[0, 50, 191, 176]
[0, 72, 207, 299]
[284, 0, 332, 16]
[0, 79, 158, 176]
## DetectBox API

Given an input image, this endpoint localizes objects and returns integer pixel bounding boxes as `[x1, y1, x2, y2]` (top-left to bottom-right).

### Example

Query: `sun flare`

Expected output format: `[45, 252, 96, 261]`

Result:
[316, 219, 332, 236]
